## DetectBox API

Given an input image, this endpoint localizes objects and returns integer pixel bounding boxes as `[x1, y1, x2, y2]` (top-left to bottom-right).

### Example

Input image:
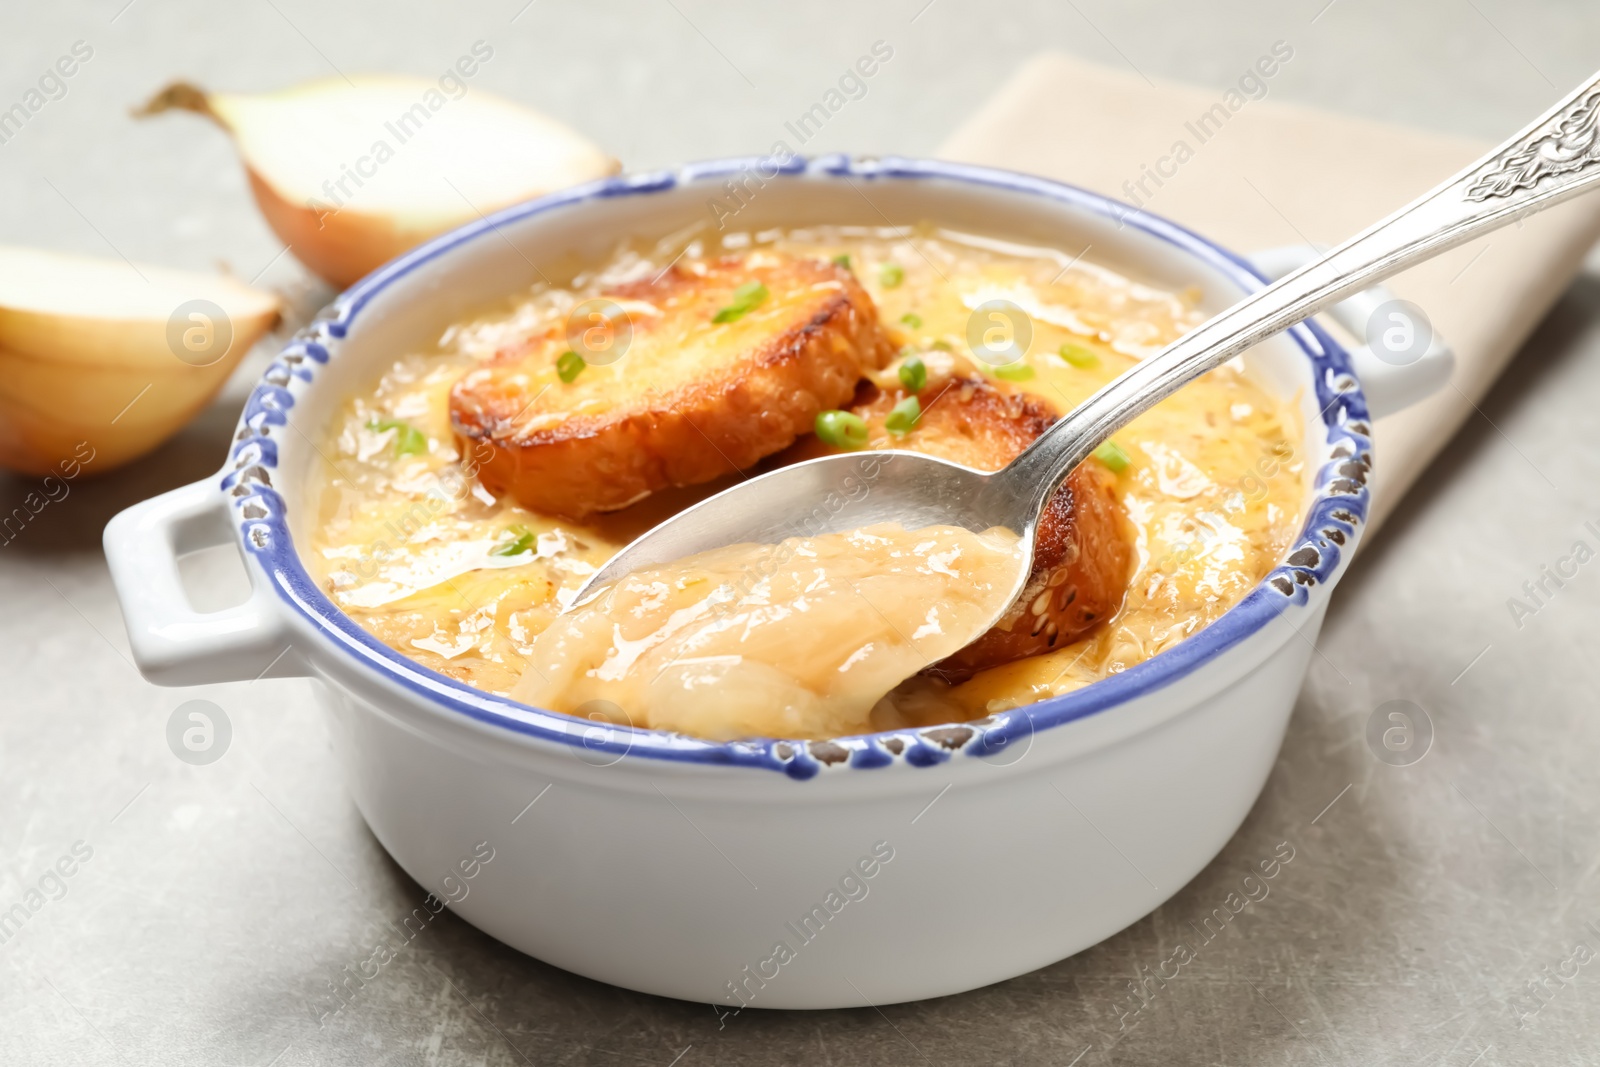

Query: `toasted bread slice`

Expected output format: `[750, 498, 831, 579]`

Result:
[783, 371, 1133, 681]
[450, 252, 895, 519]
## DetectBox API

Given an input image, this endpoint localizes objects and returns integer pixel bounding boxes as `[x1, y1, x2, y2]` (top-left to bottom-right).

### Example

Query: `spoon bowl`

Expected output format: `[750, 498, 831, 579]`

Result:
[575, 448, 1038, 606]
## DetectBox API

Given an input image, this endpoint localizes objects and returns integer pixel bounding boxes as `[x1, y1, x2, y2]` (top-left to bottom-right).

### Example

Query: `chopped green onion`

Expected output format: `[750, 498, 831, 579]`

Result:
[831, 253, 852, 269]
[993, 362, 1035, 382]
[367, 418, 427, 456]
[900, 312, 922, 329]
[885, 395, 921, 436]
[1093, 440, 1131, 473]
[491, 524, 537, 557]
[879, 263, 904, 289]
[556, 350, 586, 383]
[930, 339, 952, 351]
[898, 355, 927, 393]
[1059, 341, 1099, 368]
[712, 280, 770, 323]
[815, 409, 869, 450]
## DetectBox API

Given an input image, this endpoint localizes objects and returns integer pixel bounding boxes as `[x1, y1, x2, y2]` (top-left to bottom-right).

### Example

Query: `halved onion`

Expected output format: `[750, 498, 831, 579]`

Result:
[136, 77, 621, 288]
[0, 246, 281, 474]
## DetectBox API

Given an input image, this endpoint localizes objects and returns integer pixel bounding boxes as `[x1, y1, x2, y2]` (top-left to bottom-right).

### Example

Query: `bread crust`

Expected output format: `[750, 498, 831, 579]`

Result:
[784, 373, 1133, 681]
[450, 253, 895, 520]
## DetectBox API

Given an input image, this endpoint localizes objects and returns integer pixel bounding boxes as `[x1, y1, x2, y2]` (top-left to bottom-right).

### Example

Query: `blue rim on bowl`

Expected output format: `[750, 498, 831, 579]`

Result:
[222, 155, 1372, 780]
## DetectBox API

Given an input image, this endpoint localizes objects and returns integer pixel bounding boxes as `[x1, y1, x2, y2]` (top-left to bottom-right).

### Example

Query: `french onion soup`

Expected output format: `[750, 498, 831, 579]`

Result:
[307, 226, 1304, 740]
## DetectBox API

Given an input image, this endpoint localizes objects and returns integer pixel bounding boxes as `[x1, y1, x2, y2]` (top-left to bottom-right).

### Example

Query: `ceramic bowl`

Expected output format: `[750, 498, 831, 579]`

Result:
[103, 156, 1450, 1008]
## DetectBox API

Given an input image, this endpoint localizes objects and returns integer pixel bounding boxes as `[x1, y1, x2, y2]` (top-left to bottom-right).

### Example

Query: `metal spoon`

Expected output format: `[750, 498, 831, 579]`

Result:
[573, 69, 1600, 624]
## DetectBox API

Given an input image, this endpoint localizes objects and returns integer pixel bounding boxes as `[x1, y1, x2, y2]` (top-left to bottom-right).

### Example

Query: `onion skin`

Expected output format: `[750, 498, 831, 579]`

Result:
[244, 170, 424, 290]
[0, 332, 273, 476]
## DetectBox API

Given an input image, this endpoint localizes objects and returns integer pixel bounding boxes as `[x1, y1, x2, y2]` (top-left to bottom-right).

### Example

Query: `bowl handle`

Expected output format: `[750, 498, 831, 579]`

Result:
[103, 478, 302, 686]
[1251, 244, 1455, 418]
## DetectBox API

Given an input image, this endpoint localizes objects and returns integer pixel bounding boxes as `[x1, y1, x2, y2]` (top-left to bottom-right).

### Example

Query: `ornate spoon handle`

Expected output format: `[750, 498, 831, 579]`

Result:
[1000, 69, 1600, 512]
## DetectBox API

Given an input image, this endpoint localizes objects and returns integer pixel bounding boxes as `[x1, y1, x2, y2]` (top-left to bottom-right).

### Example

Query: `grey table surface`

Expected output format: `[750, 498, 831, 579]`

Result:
[4, 1, 1600, 1064]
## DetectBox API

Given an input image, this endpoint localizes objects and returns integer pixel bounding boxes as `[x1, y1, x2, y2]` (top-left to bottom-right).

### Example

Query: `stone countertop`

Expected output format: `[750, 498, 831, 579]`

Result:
[4, 1, 1600, 1063]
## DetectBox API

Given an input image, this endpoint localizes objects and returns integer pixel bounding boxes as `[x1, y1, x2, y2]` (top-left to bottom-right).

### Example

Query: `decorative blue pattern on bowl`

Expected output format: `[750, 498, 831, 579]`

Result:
[221, 156, 1371, 779]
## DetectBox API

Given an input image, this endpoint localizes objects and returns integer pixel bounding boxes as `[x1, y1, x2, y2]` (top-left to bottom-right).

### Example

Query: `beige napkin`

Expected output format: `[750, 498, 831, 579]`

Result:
[938, 55, 1600, 532]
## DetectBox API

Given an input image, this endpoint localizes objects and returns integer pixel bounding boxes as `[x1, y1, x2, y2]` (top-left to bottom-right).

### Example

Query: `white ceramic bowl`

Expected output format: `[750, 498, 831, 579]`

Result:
[103, 157, 1449, 1009]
